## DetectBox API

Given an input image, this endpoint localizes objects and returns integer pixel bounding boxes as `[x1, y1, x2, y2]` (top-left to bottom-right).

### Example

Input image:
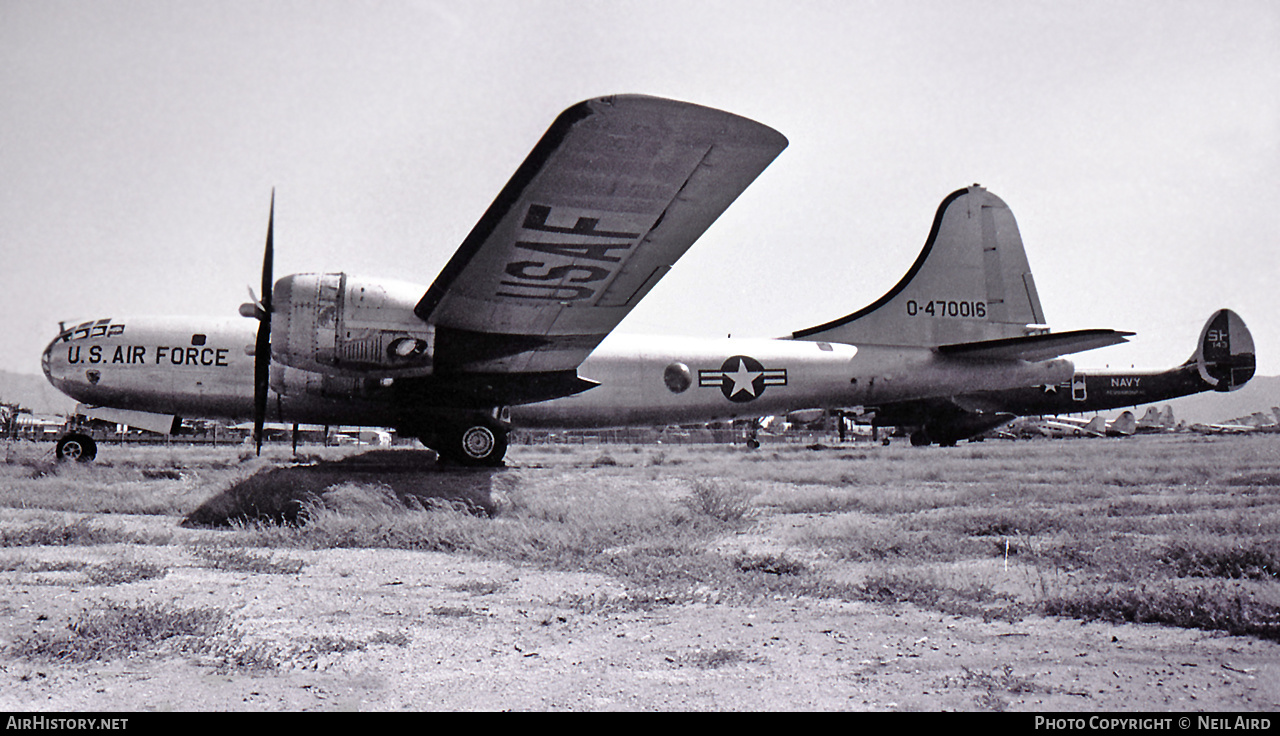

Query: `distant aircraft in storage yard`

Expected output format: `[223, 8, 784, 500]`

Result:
[41, 94, 1128, 465]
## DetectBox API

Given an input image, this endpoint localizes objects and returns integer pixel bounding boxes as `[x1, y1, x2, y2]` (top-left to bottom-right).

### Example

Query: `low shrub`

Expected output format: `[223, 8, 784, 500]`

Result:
[1043, 581, 1280, 641]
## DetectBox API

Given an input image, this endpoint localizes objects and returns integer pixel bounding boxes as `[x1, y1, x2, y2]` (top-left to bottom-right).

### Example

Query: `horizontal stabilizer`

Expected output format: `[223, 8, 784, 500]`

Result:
[936, 329, 1132, 362]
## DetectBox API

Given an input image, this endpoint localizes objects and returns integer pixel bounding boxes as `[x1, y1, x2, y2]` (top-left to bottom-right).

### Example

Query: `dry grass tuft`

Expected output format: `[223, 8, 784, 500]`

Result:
[1044, 580, 1280, 640]
[10, 601, 225, 663]
[683, 478, 755, 523]
[0, 518, 173, 547]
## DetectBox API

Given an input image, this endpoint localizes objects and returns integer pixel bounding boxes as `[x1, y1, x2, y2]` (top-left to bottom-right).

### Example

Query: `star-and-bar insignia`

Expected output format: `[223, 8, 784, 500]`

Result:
[698, 355, 787, 403]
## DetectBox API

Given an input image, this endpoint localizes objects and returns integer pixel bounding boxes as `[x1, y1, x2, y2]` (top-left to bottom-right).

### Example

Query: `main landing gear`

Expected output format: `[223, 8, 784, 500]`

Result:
[418, 419, 509, 467]
[55, 433, 98, 462]
[909, 426, 958, 447]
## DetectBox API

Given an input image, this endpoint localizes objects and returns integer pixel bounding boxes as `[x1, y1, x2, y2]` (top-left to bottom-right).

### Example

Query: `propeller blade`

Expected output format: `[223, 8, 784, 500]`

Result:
[253, 191, 275, 455]
[261, 190, 274, 314]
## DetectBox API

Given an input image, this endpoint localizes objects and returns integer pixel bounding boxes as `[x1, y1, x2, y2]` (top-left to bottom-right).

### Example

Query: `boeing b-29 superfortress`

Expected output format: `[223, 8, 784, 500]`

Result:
[42, 94, 1130, 464]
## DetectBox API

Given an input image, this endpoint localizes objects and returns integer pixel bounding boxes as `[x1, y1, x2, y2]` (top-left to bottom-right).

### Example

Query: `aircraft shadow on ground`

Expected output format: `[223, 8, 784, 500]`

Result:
[184, 449, 500, 527]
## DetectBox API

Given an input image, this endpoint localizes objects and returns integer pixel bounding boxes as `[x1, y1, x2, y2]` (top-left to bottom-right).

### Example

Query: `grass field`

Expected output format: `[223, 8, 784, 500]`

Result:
[2, 432, 1277, 645]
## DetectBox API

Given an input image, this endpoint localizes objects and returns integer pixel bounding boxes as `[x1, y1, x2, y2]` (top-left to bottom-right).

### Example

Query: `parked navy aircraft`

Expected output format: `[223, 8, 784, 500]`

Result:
[997, 409, 1141, 440]
[1189, 406, 1280, 435]
[1010, 414, 1108, 439]
[41, 95, 1129, 465]
[866, 309, 1255, 445]
[1135, 405, 1178, 433]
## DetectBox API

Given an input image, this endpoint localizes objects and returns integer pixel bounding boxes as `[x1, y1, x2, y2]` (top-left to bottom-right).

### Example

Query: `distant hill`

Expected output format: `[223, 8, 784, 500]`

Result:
[1156, 374, 1280, 425]
[0, 371, 78, 416]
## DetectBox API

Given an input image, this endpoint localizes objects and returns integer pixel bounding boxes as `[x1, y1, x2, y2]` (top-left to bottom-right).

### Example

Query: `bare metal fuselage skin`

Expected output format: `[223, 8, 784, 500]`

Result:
[42, 315, 1073, 432]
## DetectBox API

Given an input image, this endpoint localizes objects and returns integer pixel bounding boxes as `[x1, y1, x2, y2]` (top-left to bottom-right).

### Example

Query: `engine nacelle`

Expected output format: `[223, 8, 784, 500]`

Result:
[269, 273, 435, 378]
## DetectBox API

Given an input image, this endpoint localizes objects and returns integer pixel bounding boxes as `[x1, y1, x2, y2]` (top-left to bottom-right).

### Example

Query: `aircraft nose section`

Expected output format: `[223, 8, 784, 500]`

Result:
[41, 332, 59, 384]
[42, 323, 79, 392]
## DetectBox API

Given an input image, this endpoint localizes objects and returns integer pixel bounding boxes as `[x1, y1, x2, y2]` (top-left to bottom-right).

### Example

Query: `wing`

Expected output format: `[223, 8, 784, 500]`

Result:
[415, 94, 788, 374]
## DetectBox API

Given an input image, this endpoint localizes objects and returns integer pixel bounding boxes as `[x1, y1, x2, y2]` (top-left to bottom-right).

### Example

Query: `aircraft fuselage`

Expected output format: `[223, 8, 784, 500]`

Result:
[43, 317, 255, 419]
[962, 367, 1216, 417]
[42, 316, 1075, 434]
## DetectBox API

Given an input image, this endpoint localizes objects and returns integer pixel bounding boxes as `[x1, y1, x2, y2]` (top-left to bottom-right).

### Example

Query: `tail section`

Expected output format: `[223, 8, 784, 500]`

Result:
[1137, 406, 1162, 429]
[1108, 410, 1137, 436]
[1187, 309, 1255, 392]
[792, 185, 1048, 347]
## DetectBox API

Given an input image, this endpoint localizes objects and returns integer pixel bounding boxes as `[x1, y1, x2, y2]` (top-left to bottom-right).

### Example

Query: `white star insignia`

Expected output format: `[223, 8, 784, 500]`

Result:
[726, 359, 762, 397]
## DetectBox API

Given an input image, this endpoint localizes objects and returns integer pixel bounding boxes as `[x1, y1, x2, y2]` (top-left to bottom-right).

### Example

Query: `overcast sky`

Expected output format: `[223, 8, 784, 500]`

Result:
[3, 0, 1277, 378]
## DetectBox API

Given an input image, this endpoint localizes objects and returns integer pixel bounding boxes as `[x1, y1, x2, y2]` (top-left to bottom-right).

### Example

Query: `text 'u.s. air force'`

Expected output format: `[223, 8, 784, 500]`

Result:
[63, 345, 230, 367]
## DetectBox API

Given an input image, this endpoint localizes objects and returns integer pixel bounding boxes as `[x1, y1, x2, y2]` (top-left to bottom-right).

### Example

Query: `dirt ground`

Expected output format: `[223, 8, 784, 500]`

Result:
[1, 508, 1276, 712]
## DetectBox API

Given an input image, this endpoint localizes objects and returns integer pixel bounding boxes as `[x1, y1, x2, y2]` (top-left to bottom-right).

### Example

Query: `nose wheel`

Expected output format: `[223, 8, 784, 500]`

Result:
[55, 433, 97, 462]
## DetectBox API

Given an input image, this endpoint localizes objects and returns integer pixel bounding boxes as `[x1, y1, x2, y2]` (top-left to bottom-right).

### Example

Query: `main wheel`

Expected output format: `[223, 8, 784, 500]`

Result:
[459, 424, 507, 466]
[56, 433, 97, 462]
[461, 424, 496, 458]
[428, 423, 507, 467]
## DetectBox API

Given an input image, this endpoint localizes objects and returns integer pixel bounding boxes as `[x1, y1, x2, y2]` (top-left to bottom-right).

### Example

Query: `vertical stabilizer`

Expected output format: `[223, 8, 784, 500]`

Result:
[1137, 406, 1162, 430]
[1109, 410, 1137, 436]
[1190, 309, 1255, 392]
[792, 185, 1047, 347]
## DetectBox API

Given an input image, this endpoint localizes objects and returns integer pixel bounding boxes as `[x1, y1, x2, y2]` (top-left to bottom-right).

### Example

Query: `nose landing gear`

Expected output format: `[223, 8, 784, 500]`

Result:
[55, 432, 98, 462]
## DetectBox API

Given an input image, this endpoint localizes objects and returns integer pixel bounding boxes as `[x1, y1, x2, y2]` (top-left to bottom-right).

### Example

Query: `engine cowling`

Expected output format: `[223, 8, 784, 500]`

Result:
[269, 273, 435, 378]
